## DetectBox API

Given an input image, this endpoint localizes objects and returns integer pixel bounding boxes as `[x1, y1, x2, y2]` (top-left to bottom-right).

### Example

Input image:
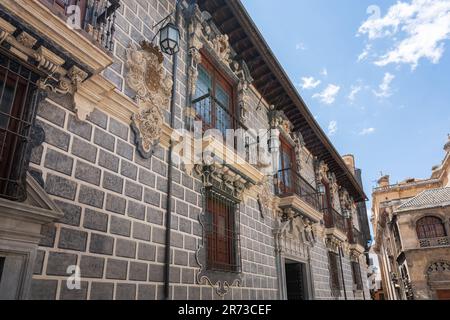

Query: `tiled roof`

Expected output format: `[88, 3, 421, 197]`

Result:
[396, 187, 450, 212]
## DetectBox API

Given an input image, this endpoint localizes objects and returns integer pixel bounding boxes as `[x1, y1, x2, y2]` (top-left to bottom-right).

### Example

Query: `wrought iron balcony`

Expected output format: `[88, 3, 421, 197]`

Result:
[39, 0, 120, 52]
[323, 206, 347, 234]
[349, 227, 367, 248]
[190, 92, 257, 163]
[419, 236, 450, 248]
[274, 168, 321, 212]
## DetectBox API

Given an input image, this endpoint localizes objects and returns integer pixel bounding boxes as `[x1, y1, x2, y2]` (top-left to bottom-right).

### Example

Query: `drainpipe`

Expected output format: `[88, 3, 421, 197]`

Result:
[164, 0, 181, 300]
[338, 247, 348, 300]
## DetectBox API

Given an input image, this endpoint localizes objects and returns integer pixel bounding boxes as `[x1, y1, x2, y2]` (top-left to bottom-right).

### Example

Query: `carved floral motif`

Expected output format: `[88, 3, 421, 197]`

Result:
[126, 41, 173, 158]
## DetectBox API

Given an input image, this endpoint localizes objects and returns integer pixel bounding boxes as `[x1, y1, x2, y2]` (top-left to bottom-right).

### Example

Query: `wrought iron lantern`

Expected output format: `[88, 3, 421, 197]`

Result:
[159, 22, 180, 55]
[318, 184, 326, 195]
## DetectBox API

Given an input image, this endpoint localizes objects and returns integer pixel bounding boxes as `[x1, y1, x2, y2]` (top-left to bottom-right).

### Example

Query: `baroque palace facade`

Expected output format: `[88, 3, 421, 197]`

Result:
[372, 136, 450, 300]
[0, 0, 371, 300]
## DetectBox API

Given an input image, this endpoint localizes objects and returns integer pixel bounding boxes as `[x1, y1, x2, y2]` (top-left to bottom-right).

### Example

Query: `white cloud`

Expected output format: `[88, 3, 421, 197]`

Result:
[373, 73, 395, 98]
[359, 127, 376, 135]
[296, 42, 307, 50]
[348, 85, 362, 101]
[300, 76, 321, 90]
[357, 44, 372, 62]
[321, 68, 328, 77]
[328, 121, 338, 136]
[358, 0, 450, 69]
[313, 84, 341, 104]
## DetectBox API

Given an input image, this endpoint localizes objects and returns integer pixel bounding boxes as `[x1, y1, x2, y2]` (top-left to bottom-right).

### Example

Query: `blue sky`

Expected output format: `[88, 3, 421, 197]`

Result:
[242, 0, 450, 216]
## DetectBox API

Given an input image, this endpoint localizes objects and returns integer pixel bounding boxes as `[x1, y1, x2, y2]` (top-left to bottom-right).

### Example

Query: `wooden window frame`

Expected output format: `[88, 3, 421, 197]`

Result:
[205, 190, 241, 273]
[416, 216, 447, 240]
[277, 135, 297, 194]
[194, 51, 237, 133]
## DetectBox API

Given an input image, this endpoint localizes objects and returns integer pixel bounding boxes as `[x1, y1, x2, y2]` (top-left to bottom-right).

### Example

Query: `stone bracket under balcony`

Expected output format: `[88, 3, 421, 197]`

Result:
[0, 11, 121, 122]
[0, 0, 114, 74]
[325, 227, 347, 244]
[349, 243, 366, 255]
[278, 195, 323, 224]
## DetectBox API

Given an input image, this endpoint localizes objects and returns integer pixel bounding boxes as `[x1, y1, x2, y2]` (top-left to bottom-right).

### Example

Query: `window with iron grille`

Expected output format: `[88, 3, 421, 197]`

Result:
[416, 216, 447, 240]
[351, 261, 363, 291]
[205, 189, 242, 273]
[193, 52, 237, 136]
[328, 251, 342, 293]
[0, 52, 41, 201]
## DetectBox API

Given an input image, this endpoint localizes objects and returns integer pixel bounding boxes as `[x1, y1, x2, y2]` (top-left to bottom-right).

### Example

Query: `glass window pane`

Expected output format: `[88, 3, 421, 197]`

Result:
[194, 66, 212, 126]
[195, 66, 211, 99]
[216, 84, 230, 110]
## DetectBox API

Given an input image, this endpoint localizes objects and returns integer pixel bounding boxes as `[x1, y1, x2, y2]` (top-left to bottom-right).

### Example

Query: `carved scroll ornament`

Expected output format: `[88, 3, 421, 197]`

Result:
[126, 42, 173, 158]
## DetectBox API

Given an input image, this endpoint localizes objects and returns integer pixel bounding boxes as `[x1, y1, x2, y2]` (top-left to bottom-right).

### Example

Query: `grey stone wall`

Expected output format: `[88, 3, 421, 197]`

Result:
[26, 0, 370, 301]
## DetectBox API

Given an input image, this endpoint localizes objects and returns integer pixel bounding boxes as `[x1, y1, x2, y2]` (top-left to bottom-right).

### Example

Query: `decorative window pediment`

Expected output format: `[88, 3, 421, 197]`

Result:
[184, 4, 253, 126]
[193, 162, 261, 296]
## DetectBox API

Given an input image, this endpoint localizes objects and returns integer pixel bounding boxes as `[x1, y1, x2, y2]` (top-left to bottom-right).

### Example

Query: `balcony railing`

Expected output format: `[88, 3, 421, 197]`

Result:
[324, 206, 347, 234]
[274, 168, 321, 212]
[39, 0, 120, 52]
[419, 236, 450, 248]
[350, 227, 367, 248]
[191, 92, 257, 163]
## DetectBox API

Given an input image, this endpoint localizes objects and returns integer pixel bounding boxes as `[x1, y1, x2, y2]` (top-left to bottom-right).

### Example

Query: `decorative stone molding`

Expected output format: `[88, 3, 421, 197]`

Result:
[184, 4, 253, 125]
[257, 177, 273, 218]
[293, 131, 305, 172]
[325, 234, 343, 254]
[0, 173, 63, 299]
[0, 17, 118, 122]
[193, 163, 253, 296]
[317, 161, 330, 184]
[125, 41, 173, 158]
[1, 0, 113, 74]
[427, 261, 450, 290]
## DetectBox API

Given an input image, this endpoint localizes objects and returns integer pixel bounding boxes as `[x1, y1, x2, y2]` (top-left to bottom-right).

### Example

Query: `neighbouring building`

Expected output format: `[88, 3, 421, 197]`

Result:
[372, 135, 450, 300]
[0, 0, 371, 300]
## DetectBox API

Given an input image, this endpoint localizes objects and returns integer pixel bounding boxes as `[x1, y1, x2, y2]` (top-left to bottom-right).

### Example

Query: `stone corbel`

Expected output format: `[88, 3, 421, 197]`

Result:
[73, 74, 116, 120]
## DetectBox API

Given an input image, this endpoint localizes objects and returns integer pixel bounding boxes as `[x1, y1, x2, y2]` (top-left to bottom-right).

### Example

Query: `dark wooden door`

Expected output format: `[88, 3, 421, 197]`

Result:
[285, 263, 306, 300]
[436, 290, 450, 300]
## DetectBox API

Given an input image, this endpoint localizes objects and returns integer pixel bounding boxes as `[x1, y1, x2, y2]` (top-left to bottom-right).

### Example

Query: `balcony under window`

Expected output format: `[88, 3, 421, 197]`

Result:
[323, 206, 347, 235]
[39, 0, 120, 52]
[274, 168, 321, 213]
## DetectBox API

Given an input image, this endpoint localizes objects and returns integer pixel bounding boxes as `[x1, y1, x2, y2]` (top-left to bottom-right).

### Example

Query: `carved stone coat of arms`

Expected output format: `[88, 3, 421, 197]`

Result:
[126, 41, 173, 158]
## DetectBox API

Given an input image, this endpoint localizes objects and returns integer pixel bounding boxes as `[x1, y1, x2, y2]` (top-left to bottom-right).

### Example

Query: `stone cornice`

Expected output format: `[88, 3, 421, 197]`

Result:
[1, 0, 113, 74]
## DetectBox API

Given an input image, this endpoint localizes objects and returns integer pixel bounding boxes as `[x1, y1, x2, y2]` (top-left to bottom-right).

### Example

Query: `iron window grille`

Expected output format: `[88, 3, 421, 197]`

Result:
[328, 251, 343, 295]
[351, 261, 363, 291]
[0, 51, 42, 201]
[204, 188, 242, 273]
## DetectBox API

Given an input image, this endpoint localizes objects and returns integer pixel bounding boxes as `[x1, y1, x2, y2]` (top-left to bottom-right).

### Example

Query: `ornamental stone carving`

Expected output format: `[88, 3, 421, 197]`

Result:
[193, 162, 255, 296]
[317, 161, 329, 184]
[126, 41, 173, 158]
[257, 177, 273, 218]
[184, 4, 253, 125]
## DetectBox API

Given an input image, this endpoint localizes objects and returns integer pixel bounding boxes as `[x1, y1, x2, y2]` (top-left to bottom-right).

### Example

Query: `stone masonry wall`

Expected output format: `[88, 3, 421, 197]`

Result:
[26, 0, 369, 300]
